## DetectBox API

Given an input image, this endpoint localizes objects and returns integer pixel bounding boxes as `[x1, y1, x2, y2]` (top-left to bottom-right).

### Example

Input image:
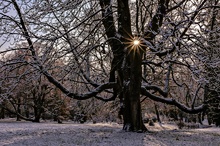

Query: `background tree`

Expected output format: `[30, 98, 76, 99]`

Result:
[203, 0, 220, 126]
[0, 43, 72, 122]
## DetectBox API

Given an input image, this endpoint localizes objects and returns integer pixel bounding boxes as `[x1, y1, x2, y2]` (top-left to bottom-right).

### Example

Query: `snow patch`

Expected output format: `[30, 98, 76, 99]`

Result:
[0, 120, 219, 146]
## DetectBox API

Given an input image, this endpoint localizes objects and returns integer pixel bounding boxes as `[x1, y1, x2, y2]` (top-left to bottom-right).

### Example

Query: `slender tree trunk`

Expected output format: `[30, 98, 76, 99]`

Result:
[24, 96, 29, 118]
[155, 103, 161, 123]
[24, 105, 29, 118]
[0, 100, 5, 119]
[0, 107, 5, 119]
[16, 98, 21, 121]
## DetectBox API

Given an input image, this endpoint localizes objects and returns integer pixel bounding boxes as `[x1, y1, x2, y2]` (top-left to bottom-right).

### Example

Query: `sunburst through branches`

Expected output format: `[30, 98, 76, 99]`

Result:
[124, 36, 146, 57]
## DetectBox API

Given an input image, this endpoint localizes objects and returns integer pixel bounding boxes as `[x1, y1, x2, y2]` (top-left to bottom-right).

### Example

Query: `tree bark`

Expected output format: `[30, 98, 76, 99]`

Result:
[122, 49, 147, 132]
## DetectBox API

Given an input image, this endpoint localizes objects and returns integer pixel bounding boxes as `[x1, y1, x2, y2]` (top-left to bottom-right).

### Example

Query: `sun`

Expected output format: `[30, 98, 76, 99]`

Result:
[123, 33, 146, 57]
[133, 39, 140, 46]
[125, 37, 145, 55]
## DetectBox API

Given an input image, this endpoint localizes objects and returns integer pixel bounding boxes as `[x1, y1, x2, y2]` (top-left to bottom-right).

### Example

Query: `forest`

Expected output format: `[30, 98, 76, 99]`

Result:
[0, 0, 220, 133]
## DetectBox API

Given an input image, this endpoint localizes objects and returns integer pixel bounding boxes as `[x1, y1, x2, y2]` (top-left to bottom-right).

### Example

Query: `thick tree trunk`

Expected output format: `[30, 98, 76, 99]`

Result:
[122, 51, 147, 132]
[33, 103, 44, 122]
[99, 0, 151, 132]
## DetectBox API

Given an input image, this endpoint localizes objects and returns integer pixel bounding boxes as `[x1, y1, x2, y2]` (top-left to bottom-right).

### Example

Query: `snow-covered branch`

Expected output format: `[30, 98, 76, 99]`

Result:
[43, 70, 117, 100]
[141, 86, 206, 114]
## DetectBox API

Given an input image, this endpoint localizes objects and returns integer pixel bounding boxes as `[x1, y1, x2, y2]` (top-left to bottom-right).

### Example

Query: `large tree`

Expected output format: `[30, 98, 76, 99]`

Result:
[203, 0, 220, 126]
[1, 0, 219, 131]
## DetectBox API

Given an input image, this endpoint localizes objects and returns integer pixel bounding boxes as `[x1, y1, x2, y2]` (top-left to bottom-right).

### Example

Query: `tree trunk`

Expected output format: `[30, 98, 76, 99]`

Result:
[0, 100, 5, 119]
[25, 106, 29, 118]
[0, 107, 5, 119]
[100, 0, 147, 132]
[33, 106, 40, 122]
[204, 84, 220, 126]
[24, 96, 29, 118]
[16, 98, 21, 121]
[33, 101, 43, 122]
[155, 103, 161, 123]
[33, 103, 44, 122]
[122, 50, 147, 132]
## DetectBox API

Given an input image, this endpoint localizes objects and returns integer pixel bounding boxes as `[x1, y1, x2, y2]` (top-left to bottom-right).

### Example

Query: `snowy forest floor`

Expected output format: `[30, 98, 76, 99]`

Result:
[0, 119, 220, 146]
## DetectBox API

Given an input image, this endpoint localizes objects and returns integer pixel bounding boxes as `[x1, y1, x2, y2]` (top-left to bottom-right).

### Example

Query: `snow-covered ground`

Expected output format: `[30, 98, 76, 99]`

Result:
[0, 119, 220, 146]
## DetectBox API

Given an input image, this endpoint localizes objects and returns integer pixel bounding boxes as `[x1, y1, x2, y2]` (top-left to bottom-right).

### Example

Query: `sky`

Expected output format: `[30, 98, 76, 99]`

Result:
[0, 38, 12, 51]
[0, 3, 17, 52]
